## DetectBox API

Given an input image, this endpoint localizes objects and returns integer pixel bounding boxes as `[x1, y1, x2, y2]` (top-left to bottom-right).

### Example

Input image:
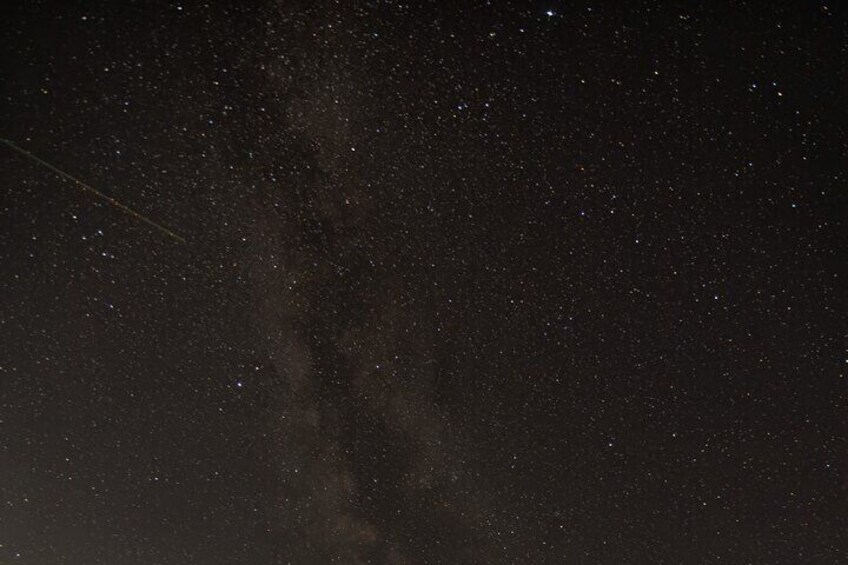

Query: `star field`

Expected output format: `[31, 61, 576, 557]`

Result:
[1, 2, 845, 564]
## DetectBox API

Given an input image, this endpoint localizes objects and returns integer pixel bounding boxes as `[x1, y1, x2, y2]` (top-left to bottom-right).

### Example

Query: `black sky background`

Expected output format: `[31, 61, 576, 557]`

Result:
[1, 1, 845, 563]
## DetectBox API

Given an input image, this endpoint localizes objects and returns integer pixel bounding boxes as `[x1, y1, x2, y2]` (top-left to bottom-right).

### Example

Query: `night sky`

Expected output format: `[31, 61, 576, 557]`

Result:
[1, 2, 845, 564]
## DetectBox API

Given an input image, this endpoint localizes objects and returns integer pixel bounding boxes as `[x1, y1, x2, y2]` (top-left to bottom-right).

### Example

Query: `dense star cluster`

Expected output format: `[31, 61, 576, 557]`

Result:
[1, 2, 845, 564]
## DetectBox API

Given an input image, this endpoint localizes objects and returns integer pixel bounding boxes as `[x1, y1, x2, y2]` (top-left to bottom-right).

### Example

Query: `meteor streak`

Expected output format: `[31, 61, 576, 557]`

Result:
[1, 137, 186, 244]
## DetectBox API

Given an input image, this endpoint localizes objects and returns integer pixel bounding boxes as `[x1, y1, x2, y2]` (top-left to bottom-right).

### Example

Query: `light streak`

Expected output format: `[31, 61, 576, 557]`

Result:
[1, 137, 186, 244]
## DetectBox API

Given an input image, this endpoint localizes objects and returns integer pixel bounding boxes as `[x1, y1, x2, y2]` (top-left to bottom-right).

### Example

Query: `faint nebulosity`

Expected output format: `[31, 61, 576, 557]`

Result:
[0, 2, 845, 564]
